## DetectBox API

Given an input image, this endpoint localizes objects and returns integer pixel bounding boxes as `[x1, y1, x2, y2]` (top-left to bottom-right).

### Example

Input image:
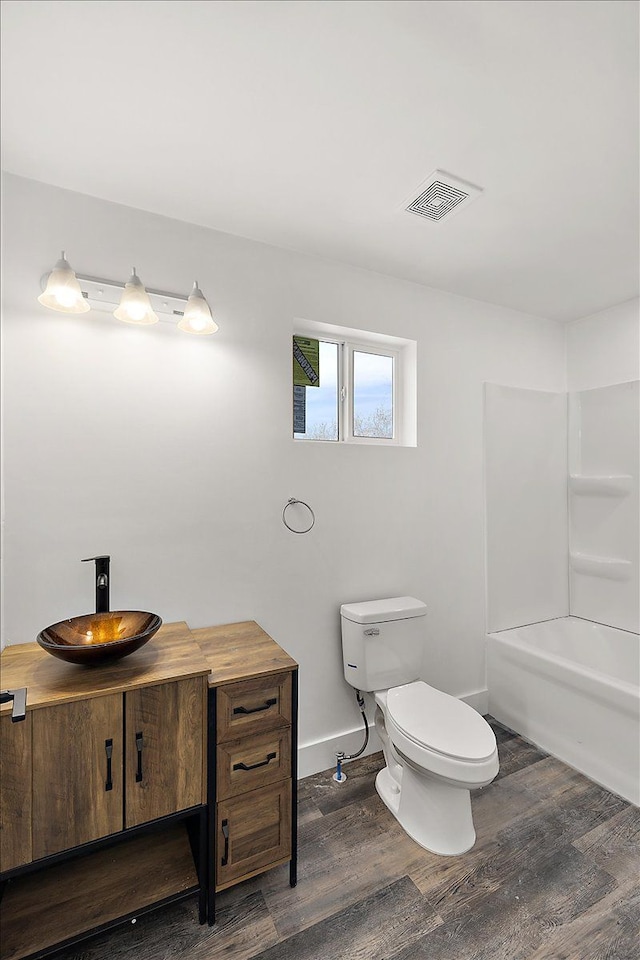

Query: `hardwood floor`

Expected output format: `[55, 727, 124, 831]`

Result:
[54, 722, 639, 960]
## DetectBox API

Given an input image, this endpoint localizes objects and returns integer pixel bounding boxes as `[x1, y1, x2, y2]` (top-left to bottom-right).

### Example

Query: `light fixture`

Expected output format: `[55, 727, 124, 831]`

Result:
[38, 254, 220, 336]
[113, 268, 159, 325]
[38, 252, 90, 314]
[177, 282, 218, 336]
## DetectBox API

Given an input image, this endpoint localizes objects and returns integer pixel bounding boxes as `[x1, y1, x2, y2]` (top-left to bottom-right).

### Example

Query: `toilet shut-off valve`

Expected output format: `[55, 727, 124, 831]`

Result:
[333, 689, 369, 783]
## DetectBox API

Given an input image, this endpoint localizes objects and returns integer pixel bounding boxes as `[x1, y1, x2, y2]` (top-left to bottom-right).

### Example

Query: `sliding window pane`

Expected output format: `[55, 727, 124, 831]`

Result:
[294, 340, 339, 440]
[353, 351, 393, 438]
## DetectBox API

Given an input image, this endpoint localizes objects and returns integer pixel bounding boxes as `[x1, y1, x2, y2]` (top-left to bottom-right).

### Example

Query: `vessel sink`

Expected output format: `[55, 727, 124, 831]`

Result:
[37, 611, 162, 665]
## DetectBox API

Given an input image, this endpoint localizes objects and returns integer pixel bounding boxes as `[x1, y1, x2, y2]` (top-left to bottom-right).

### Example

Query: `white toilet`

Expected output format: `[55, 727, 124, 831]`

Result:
[340, 596, 499, 856]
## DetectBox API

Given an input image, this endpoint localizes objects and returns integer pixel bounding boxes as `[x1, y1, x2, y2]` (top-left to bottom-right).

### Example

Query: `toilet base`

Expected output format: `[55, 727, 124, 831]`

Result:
[375, 764, 477, 856]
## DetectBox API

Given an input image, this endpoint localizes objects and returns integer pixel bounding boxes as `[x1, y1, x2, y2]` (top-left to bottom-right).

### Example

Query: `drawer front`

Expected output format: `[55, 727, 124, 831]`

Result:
[217, 728, 291, 800]
[217, 672, 292, 742]
[216, 781, 292, 890]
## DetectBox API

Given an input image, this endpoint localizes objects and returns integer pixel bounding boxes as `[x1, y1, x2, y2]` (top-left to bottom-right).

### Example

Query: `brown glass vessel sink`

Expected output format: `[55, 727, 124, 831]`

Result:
[37, 611, 162, 665]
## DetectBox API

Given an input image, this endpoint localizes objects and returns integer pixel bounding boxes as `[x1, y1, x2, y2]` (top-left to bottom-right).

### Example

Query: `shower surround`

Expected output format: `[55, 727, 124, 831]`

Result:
[484, 380, 639, 804]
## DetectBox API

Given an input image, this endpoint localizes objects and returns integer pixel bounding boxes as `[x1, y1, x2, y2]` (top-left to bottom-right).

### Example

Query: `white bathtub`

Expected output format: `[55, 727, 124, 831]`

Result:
[487, 616, 640, 805]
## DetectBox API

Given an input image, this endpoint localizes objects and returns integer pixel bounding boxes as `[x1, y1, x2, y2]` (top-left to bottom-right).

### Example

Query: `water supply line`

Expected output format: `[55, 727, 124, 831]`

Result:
[333, 689, 369, 783]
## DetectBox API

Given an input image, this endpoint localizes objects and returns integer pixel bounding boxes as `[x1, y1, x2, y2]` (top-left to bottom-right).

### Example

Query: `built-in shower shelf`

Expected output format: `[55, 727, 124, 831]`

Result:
[569, 475, 632, 497]
[570, 552, 632, 581]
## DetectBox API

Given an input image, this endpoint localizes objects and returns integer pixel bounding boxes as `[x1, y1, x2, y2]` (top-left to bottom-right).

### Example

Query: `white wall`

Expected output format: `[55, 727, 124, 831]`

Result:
[1, 174, 566, 774]
[567, 298, 640, 391]
[484, 385, 568, 632]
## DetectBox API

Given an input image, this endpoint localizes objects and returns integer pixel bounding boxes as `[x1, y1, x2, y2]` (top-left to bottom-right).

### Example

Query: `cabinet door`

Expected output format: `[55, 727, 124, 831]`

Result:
[0, 712, 32, 871]
[216, 781, 291, 890]
[125, 677, 205, 828]
[32, 695, 123, 859]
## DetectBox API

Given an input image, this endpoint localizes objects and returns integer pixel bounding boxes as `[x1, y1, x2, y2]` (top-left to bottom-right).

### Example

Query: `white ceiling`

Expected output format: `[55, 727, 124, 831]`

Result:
[2, 0, 638, 321]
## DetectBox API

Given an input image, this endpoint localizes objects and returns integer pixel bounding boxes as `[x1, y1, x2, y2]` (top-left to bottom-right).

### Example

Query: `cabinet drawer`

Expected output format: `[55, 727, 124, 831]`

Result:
[217, 728, 291, 800]
[215, 781, 291, 890]
[217, 673, 292, 742]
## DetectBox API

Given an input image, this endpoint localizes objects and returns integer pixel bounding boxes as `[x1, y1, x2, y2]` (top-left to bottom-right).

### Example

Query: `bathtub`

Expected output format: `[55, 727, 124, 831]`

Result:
[487, 617, 640, 805]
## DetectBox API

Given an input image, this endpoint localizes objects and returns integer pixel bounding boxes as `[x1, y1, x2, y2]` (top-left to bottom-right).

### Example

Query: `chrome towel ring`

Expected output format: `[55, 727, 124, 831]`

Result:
[282, 498, 315, 535]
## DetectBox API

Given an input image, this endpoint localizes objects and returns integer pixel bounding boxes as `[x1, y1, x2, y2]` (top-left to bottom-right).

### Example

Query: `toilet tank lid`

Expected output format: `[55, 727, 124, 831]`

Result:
[340, 597, 427, 624]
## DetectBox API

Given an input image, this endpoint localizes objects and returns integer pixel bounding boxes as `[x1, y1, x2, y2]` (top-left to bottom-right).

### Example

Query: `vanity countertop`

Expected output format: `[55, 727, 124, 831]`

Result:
[1, 620, 297, 713]
[0, 621, 210, 712]
[191, 620, 297, 686]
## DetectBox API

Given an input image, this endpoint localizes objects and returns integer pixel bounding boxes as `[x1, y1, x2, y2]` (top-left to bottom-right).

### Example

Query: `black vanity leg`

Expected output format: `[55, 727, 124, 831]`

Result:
[290, 668, 298, 888]
[198, 807, 207, 924]
[207, 687, 217, 925]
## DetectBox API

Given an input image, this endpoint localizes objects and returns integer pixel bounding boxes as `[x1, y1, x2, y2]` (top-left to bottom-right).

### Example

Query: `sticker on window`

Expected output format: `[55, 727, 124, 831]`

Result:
[293, 336, 320, 387]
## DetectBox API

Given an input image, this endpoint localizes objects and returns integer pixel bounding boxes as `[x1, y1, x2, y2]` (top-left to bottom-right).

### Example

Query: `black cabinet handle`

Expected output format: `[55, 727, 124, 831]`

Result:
[233, 751, 277, 772]
[233, 697, 277, 716]
[105, 738, 113, 791]
[135, 732, 144, 782]
[221, 819, 229, 866]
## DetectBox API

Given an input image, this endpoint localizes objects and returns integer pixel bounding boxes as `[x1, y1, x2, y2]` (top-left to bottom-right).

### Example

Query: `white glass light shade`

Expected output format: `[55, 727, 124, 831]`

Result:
[38, 252, 90, 313]
[177, 282, 218, 335]
[114, 269, 159, 325]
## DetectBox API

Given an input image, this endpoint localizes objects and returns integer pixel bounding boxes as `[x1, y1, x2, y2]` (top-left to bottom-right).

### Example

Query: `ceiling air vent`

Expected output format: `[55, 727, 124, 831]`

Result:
[404, 170, 483, 223]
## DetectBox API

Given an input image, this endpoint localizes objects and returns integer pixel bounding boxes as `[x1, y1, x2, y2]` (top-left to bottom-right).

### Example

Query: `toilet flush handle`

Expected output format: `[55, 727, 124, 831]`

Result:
[364, 628, 380, 637]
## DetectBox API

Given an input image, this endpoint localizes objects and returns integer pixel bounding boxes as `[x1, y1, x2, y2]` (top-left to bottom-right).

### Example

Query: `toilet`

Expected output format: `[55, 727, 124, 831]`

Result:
[340, 596, 499, 856]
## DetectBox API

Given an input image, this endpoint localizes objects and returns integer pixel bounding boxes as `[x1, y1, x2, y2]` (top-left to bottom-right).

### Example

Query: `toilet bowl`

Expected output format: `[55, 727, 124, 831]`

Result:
[373, 682, 499, 855]
[340, 596, 499, 856]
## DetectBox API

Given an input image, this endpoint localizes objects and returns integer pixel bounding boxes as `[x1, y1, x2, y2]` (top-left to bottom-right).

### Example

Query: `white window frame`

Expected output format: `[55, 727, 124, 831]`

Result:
[293, 334, 405, 446]
[342, 341, 400, 445]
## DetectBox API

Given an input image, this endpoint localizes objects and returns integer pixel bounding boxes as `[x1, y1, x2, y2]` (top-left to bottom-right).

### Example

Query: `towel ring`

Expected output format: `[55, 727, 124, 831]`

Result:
[282, 498, 315, 535]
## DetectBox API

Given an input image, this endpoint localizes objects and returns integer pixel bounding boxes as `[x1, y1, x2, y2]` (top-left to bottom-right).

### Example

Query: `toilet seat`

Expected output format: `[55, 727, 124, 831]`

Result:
[376, 682, 499, 787]
[385, 681, 496, 762]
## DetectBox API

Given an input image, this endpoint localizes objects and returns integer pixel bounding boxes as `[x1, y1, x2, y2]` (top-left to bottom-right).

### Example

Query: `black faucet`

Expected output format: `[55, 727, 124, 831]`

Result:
[82, 555, 111, 613]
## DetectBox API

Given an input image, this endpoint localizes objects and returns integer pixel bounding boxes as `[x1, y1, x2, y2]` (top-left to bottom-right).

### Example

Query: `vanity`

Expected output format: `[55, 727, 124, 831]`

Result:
[0, 620, 298, 959]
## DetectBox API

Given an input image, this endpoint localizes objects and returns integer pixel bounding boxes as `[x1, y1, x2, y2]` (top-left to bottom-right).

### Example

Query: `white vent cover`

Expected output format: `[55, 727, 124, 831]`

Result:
[404, 170, 483, 223]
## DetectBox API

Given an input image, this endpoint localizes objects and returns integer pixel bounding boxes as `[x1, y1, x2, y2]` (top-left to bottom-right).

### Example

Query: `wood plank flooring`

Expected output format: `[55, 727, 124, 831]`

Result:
[51, 721, 639, 960]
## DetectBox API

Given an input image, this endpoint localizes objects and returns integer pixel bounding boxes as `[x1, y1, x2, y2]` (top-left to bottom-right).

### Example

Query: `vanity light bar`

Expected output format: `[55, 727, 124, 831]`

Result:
[39, 274, 189, 322]
[38, 254, 218, 334]
[80, 276, 188, 321]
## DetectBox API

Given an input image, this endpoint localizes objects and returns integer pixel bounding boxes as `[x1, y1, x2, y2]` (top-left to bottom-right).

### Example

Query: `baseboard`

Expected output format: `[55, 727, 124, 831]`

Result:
[298, 723, 382, 780]
[297, 687, 490, 779]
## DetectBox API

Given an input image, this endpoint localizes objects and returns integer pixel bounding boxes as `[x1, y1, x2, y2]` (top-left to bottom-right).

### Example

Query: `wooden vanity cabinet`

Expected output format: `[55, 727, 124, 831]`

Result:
[0, 624, 209, 960]
[26, 676, 206, 859]
[191, 621, 298, 923]
[0, 618, 298, 951]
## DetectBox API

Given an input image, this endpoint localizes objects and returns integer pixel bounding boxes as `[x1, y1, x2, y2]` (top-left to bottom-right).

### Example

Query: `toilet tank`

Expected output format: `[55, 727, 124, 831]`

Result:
[340, 597, 427, 692]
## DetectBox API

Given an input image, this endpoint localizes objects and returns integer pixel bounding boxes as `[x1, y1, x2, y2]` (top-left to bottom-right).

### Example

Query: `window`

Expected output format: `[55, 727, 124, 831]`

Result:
[293, 340, 340, 441]
[293, 327, 414, 445]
